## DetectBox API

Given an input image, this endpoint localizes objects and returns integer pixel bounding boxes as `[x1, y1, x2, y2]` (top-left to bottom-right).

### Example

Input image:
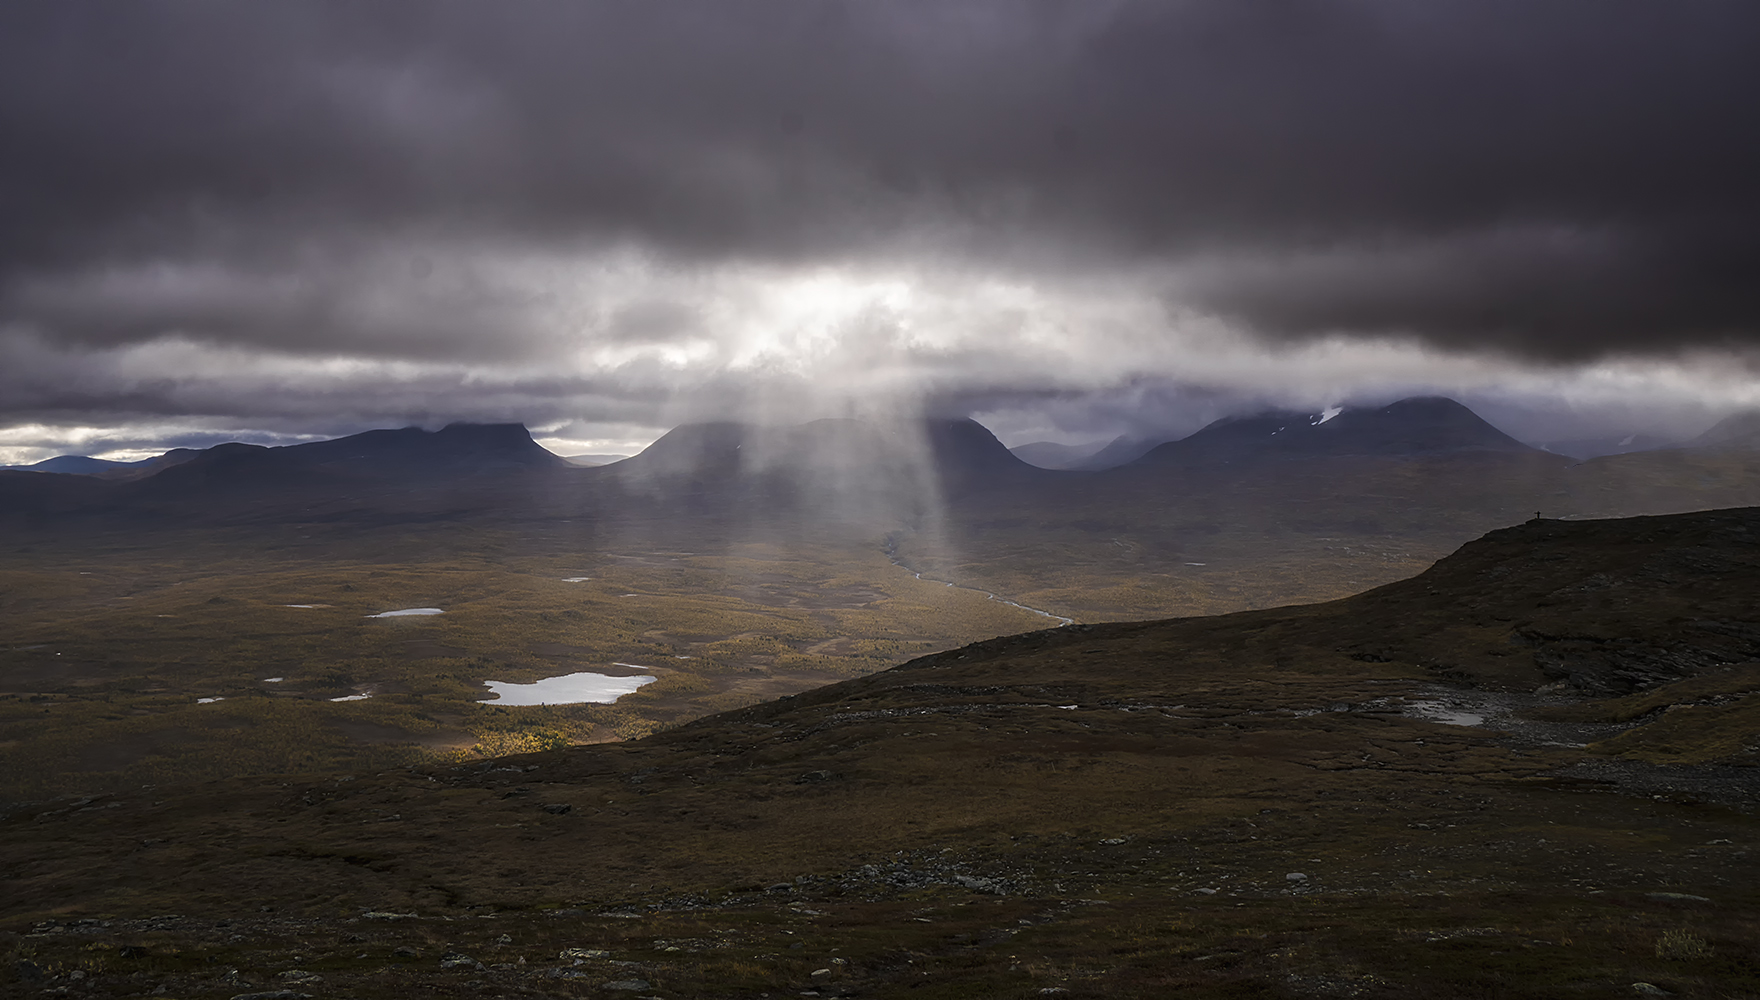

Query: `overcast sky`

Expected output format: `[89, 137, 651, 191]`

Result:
[3, 0, 1759, 462]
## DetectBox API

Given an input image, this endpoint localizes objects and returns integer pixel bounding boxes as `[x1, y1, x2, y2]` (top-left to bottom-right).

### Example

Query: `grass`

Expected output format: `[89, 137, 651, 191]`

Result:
[0, 526, 1077, 801]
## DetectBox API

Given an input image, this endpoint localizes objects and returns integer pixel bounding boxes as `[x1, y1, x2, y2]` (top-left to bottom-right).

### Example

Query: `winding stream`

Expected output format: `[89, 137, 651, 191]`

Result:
[884, 543, 1074, 627]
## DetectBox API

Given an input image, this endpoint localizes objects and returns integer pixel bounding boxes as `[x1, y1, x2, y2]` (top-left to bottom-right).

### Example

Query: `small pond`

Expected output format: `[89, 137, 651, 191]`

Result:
[482, 671, 657, 706]
[1403, 699, 1485, 727]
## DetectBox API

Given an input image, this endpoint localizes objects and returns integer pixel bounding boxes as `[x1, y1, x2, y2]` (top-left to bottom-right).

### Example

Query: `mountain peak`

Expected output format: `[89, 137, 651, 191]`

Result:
[285, 422, 565, 469]
[610, 416, 1035, 492]
[1132, 396, 1535, 467]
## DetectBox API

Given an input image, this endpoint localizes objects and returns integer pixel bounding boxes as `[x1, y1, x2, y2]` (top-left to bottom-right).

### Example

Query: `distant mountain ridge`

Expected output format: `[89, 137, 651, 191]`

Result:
[1010, 435, 1161, 471]
[1008, 439, 1107, 470]
[144, 423, 566, 485]
[0, 450, 201, 479]
[0, 399, 1671, 539]
[1130, 396, 1534, 467]
[563, 454, 629, 467]
[0, 455, 142, 475]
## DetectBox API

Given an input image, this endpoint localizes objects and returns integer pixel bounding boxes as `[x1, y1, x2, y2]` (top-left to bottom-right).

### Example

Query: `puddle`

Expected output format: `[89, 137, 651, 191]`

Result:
[1404, 700, 1485, 727]
[482, 671, 657, 706]
[1395, 687, 1632, 748]
[561, 577, 592, 583]
[283, 604, 330, 609]
[330, 694, 372, 702]
[364, 608, 443, 618]
[262, 677, 284, 683]
[196, 697, 224, 704]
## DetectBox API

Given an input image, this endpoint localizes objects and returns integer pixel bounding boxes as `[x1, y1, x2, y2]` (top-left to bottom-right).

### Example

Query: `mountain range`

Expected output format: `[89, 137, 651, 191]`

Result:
[1010, 399, 1760, 469]
[0, 395, 1561, 515]
[12, 396, 1757, 504]
[13, 396, 1760, 626]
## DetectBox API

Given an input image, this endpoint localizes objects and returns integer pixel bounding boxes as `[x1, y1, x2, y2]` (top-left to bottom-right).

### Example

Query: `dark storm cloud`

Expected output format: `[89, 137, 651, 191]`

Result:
[2, 0, 1758, 367]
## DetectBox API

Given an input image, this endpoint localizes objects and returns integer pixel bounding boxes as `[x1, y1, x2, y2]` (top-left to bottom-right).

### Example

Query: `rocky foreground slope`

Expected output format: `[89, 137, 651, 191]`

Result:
[5, 510, 1760, 998]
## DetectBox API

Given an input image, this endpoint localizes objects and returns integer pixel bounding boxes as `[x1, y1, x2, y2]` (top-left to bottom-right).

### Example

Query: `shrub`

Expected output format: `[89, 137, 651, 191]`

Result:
[1655, 929, 1713, 960]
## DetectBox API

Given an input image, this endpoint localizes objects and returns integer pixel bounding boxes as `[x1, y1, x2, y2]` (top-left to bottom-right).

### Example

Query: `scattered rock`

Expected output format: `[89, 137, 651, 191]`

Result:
[1645, 892, 1711, 903]
[560, 947, 609, 960]
[276, 969, 321, 983]
[229, 992, 313, 1000]
[955, 874, 1005, 894]
[362, 911, 417, 920]
[1286, 872, 1309, 882]
[1632, 984, 1671, 996]
[542, 803, 573, 814]
[795, 770, 839, 783]
[604, 978, 651, 990]
[440, 952, 483, 970]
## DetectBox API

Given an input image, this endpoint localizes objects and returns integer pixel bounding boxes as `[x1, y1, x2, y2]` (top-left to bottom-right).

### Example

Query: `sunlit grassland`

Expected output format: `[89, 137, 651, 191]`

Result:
[0, 528, 1058, 801]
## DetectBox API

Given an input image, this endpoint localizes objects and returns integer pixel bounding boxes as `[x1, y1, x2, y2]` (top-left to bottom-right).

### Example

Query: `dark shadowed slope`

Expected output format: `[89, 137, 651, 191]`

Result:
[1071, 434, 1162, 470]
[1691, 411, 1760, 450]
